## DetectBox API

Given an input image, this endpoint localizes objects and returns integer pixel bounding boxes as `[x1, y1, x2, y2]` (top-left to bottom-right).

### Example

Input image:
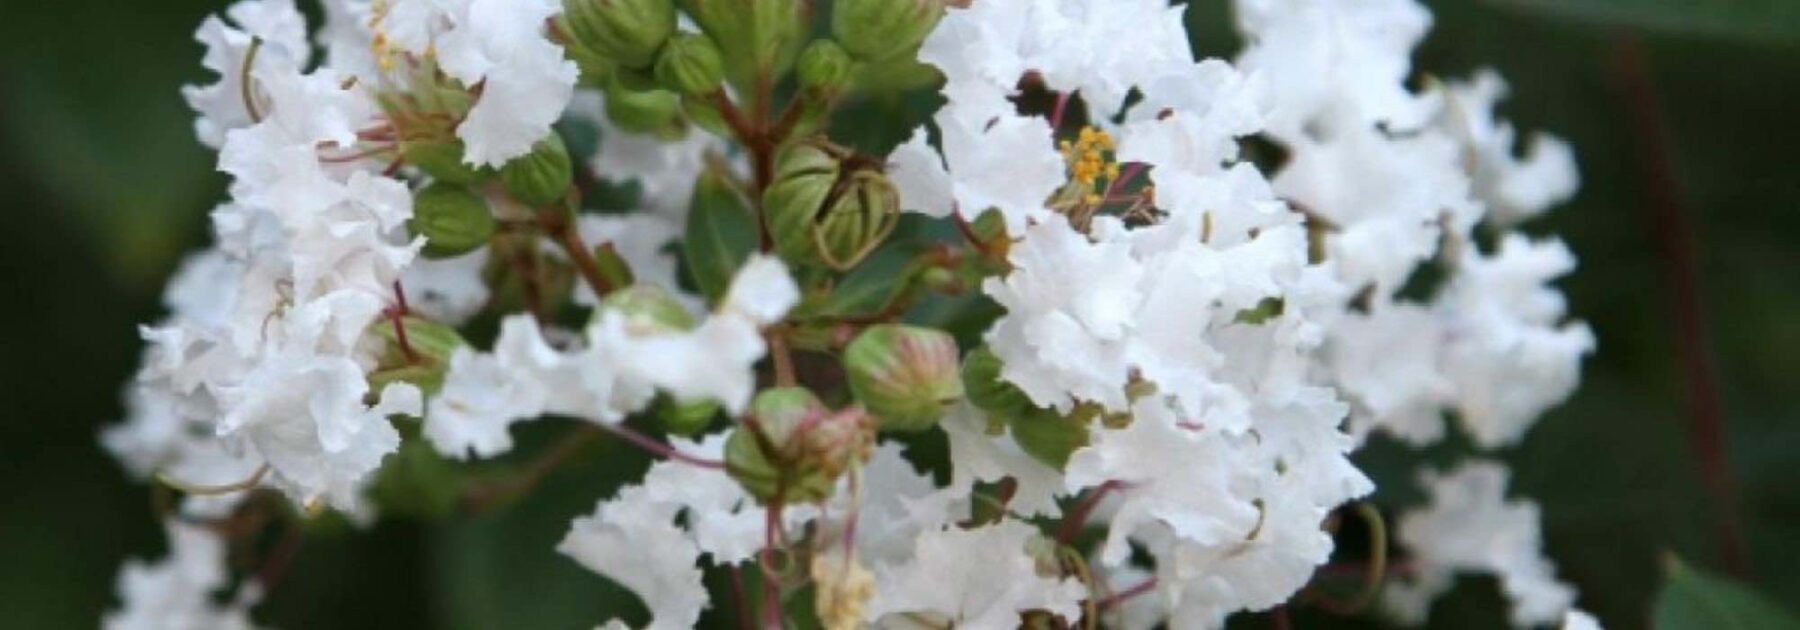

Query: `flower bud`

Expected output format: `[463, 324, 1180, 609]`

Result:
[831, 0, 944, 63]
[655, 394, 721, 436]
[844, 324, 963, 431]
[726, 387, 874, 504]
[500, 134, 574, 207]
[368, 315, 469, 394]
[559, 0, 678, 69]
[654, 33, 727, 96]
[682, 0, 806, 82]
[600, 284, 697, 333]
[402, 138, 488, 185]
[763, 141, 899, 270]
[411, 182, 496, 259]
[604, 82, 687, 137]
[796, 39, 853, 96]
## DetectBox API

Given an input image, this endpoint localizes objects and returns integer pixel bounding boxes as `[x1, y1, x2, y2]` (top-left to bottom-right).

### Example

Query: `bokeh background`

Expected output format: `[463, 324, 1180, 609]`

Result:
[2, 0, 1796, 628]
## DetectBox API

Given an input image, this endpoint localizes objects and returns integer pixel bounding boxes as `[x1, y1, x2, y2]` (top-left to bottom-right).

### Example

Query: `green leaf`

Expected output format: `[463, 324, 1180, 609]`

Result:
[682, 166, 758, 304]
[1484, 0, 1800, 46]
[1654, 556, 1800, 630]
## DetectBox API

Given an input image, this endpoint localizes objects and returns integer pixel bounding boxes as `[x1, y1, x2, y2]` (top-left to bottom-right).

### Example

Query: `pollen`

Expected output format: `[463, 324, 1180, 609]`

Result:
[1060, 126, 1119, 202]
[369, 0, 398, 73]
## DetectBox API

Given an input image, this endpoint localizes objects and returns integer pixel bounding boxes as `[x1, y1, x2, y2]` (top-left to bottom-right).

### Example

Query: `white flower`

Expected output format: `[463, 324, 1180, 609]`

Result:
[1436, 70, 1580, 224]
[866, 520, 1088, 628]
[1325, 303, 1455, 445]
[1388, 460, 1577, 627]
[1437, 235, 1595, 448]
[183, 0, 310, 148]
[1563, 609, 1604, 630]
[984, 216, 1142, 412]
[104, 522, 257, 630]
[374, 0, 578, 166]
[897, 90, 1065, 235]
[940, 405, 1065, 518]
[1066, 398, 1260, 567]
[1271, 125, 1477, 294]
[919, 0, 1191, 116]
[1234, 0, 1434, 136]
[559, 492, 710, 630]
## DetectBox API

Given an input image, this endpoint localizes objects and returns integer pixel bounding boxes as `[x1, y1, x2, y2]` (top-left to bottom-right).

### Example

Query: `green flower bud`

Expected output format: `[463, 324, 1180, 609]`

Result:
[1008, 408, 1090, 471]
[681, 0, 806, 83]
[410, 183, 496, 259]
[500, 134, 574, 207]
[845, 324, 963, 431]
[832, 0, 944, 63]
[961, 345, 1036, 419]
[726, 387, 873, 504]
[402, 138, 488, 185]
[763, 141, 899, 270]
[559, 0, 678, 69]
[599, 284, 697, 333]
[368, 315, 469, 394]
[796, 39, 853, 96]
[604, 82, 687, 136]
[654, 33, 726, 96]
[656, 394, 721, 436]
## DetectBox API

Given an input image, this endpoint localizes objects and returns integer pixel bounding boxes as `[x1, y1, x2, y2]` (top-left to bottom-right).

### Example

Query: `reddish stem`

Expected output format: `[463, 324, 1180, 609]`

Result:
[596, 422, 726, 469]
[1057, 481, 1125, 544]
[1610, 35, 1749, 578]
[1095, 578, 1156, 610]
[1050, 92, 1072, 132]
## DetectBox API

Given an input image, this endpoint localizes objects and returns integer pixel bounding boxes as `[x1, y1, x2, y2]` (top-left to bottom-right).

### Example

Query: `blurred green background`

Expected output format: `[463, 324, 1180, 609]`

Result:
[1, 0, 1796, 628]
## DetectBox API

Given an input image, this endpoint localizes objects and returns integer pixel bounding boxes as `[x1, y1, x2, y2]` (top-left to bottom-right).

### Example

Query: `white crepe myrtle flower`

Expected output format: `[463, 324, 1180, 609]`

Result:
[559, 492, 710, 630]
[919, 0, 1191, 116]
[1436, 70, 1581, 224]
[1564, 609, 1605, 630]
[105, 0, 1605, 627]
[1388, 460, 1578, 627]
[1438, 235, 1596, 448]
[104, 522, 257, 630]
[865, 520, 1088, 628]
[984, 216, 1143, 412]
[184, 0, 310, 148]
[888, 88, 1065, 233]
[369, 0, 578, 166]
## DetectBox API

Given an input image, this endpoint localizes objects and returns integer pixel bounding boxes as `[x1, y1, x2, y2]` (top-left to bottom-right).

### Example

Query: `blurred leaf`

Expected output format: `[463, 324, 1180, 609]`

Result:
[681, 166, 757, 304]
[1483, 0, 1800, 46]
[1654, 556, 1800, 630]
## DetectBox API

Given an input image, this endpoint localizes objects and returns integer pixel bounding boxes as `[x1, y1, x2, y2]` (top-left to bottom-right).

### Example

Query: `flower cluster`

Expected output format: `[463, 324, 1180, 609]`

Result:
[103, 0, 1599, 628]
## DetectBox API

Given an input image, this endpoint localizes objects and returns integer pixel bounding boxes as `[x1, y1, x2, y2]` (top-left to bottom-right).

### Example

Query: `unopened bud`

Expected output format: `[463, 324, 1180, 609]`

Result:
[683, 0, 806, 81]
[500, 134, 574, 207]
[605, 82, 686, 136]
[764, 141, 899, 270]
[726, 387, 873, 504]
[559, 0, 678, 69]
[654, 33, 726, 96]
[410, 183, 496, 259]
[403, 138, 489, 185]
[368, 315, 469, 394]
[796, 39, 853, 96]
[844, 324, 962, 431]
[832, 0, 944, 63]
